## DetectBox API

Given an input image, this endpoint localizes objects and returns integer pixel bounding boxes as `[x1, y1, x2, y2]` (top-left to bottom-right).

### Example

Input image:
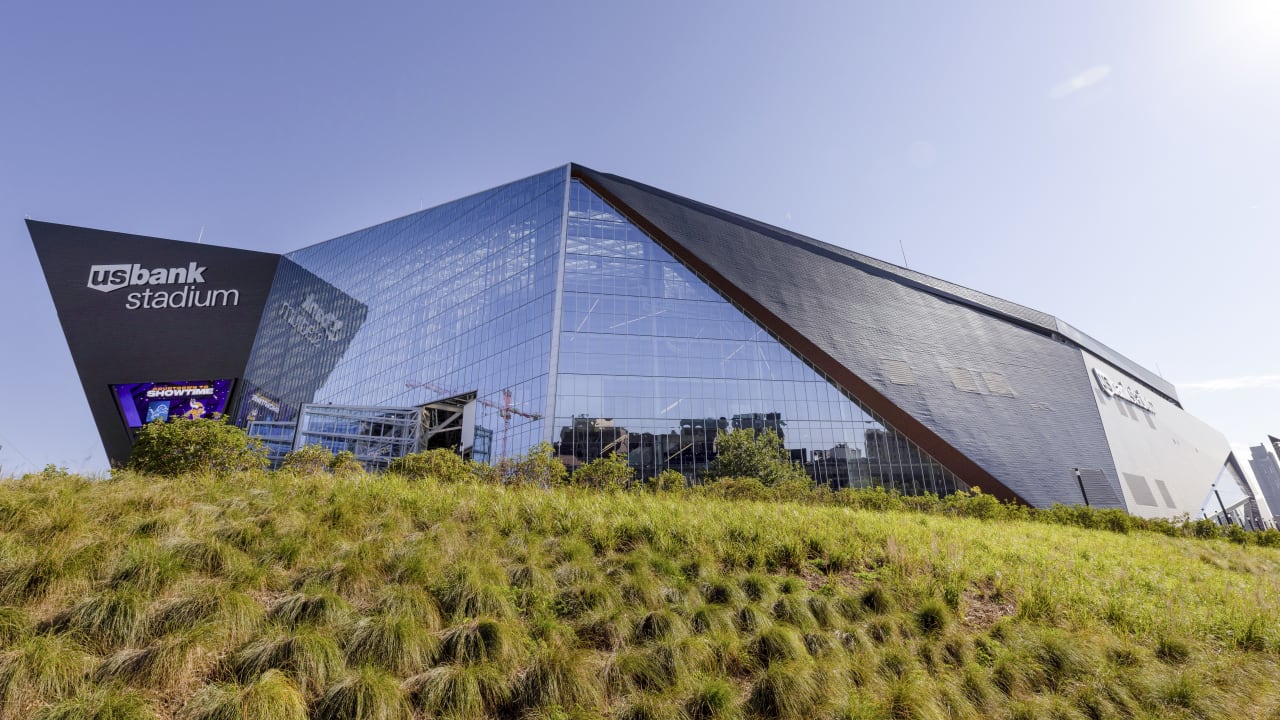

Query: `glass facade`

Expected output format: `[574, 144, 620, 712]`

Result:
[550, 180, 965, 493]
[236, 167, 567, 462]
[233, 168, 964, 494]
[1199, 457, 1266, 529]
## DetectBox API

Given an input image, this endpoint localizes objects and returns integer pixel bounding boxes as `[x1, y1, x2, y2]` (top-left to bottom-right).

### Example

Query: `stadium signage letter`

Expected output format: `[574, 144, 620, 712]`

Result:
[1093, 368, 1155, 412]
[86, 262, 240, 309]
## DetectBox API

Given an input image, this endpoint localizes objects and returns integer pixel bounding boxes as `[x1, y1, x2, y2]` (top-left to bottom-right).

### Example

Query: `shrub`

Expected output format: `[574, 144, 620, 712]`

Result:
[707, 428, 810, 487]
[268, 590, 351, 628]
[228, 629, 344, 695]
[703, 477, 770, 502]
[0, 607, 30, 647]
[746, 660, 825, 720]
[404, 663, 511, 718]
[330, 451, 364, 476]
[916, 598, 951, 636]
[344, 612, 439, 675]
[183, 670, 307, 720]
[279, 444, 335, 475]
[861, 585, 894, 615]
[387, 449, 470, 482]
[499, 442, 567, 487]
[570, 453, 633, 490]
[0, 634, 94, 719]
[127, 417, 268, 475]
[644, 469, 686, 492]
[109, 541, 183, 593]
[49, 588, 149, 652]
[634, 610, 686, 644]
[686, 677, 740, 720]
[748, 625, 809, 667]
[1189, 519, 1221, 539]
[93, 635, 198, 688]
[438, 618, 522, 667]
[33, 686, 157, 720]
[313, 666, 408, 720]
[149, 587, 263, 642]
[434, 560, 515, 620]
[513, 643, 603, 713]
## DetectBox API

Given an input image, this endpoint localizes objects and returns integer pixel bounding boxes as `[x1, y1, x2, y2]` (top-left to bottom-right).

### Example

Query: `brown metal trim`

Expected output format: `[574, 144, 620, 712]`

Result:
[570, 166, 1022, 505]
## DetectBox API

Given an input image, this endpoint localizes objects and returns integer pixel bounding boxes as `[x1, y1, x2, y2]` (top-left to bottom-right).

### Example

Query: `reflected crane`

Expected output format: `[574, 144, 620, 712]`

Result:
[404, 380, 543, 459]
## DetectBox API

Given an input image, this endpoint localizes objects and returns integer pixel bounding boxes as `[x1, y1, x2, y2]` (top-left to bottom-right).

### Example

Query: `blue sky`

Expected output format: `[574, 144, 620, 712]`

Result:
[1, 1, 1277, 474]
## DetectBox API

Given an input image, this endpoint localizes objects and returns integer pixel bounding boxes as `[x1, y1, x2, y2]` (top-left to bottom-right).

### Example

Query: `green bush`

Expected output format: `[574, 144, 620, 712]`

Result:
[701, 477, 770, 502]
[498, 442, 567, 487]
[330, 451, 364, 476]
[127, 418, 267, 476]
[570, 453, 633, 490]
[644, 469, 686, 492]
[279, 444, 335, 475]
[707, 429, 810, 487]
[387, 449, 471, 482]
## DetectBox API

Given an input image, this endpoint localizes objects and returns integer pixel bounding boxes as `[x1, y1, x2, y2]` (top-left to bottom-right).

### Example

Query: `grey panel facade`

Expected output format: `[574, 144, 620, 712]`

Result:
[574, 166, 1124, 507]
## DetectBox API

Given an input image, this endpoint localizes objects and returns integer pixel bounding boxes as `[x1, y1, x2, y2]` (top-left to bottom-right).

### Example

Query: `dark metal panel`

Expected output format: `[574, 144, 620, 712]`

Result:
[1077, 468, 1123, 508]
[572, 166, 1123, 507]
[27, 220, 281, 465]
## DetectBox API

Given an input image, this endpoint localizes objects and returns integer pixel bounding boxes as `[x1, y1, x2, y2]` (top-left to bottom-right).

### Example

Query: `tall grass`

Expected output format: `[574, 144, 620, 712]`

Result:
[0, 468, 1277, 719]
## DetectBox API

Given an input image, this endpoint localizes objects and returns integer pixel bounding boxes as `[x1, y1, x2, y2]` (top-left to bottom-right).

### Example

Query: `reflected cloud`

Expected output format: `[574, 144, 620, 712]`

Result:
[1049, 65, 1111, 99]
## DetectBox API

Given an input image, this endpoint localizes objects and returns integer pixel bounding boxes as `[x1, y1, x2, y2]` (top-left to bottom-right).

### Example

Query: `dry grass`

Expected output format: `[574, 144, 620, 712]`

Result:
[0, 468, 1276, 719]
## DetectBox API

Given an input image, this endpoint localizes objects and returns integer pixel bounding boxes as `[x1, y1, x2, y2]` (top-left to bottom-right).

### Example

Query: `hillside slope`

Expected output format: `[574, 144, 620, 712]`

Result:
[1, 471, 1279, 719]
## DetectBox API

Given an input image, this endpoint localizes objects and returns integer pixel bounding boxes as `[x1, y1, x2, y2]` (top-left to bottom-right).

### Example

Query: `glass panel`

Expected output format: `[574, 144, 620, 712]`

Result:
[552, 180, 966, 494]
[236, 168, 566, 460]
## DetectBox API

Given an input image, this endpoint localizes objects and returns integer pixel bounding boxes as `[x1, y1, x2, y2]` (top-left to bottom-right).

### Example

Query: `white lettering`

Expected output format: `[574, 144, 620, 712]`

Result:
[86, 261, 237, 311]
[1093, 368, 1155, 413]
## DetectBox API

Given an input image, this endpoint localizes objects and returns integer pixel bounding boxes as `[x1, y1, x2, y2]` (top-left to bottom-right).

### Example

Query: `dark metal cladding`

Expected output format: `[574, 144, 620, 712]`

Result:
[572, 166, 1126, 508]
[27, 220, 281, 465]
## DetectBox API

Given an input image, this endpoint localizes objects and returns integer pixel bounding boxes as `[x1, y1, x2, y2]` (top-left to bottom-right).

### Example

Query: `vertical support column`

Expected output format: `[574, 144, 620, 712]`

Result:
[543, 165, 573, 444]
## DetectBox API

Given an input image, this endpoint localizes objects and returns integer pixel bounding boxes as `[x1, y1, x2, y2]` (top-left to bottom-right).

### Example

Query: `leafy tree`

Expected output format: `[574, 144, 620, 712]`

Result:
[127, 418, 268, 476]
[707, 428, 811, 487]
[570, 453, 632, 490]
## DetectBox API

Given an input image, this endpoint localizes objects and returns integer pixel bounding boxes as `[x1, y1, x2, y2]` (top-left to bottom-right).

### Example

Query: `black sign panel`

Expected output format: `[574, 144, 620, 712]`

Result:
[28, 220, 281, 465]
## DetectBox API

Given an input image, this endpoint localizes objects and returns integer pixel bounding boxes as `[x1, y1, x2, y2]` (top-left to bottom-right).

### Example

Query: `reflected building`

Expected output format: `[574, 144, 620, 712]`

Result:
[1248, 442, 1280, 523]
[28, 164, 1264, 520]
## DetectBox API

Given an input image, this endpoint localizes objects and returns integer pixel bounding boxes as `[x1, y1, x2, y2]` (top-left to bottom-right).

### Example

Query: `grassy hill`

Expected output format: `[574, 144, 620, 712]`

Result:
[1, 469, 1279, 719]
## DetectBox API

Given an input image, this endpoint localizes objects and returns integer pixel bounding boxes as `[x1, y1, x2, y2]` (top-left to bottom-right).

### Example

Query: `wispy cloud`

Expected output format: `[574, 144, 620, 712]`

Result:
[1179, 374, 1280, 391]
[1049, 65, 1111, 99]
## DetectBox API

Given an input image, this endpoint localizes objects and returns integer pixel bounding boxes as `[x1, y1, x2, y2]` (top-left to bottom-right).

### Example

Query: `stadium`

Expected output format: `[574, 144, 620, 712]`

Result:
[28, 164, 1268, 526]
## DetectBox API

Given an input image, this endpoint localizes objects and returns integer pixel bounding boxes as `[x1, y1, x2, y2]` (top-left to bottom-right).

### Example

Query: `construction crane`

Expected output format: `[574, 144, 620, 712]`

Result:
[404, 380, 543, 460]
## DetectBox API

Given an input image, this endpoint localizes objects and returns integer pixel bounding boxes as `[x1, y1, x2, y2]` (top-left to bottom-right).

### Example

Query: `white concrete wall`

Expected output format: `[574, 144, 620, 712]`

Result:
[1080, 351, 1230, 519]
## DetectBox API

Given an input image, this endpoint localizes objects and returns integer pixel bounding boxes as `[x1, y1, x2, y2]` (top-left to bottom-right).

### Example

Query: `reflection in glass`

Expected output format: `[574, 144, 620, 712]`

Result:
[552, 181, 966, 495]
[236, 168, 566, 462]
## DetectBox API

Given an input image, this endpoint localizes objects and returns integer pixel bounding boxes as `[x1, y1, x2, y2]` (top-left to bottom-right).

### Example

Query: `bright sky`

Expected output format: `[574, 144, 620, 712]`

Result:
[1, 1, 1277, 475]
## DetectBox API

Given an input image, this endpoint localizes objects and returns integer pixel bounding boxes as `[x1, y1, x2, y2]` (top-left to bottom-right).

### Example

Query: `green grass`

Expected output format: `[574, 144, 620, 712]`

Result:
[0, 469, 1279, 718]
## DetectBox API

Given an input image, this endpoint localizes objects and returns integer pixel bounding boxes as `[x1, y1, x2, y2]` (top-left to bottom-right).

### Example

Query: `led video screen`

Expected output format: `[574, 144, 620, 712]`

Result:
[113, 379, 235, 428]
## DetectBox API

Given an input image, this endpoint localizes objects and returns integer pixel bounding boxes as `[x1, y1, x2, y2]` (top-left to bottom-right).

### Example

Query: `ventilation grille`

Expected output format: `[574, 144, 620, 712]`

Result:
[1076, 468, 1121, 507]
[980, 372, 1016, 397]
[1123, 473, 1158, 507]
[881, 359, 916, 385]
[947, 368, 983, 394]
[946, 367, 1016, 397]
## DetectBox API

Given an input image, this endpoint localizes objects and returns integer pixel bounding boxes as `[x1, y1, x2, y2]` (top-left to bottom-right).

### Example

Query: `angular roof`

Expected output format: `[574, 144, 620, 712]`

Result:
[574, 164, 1138, 506]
